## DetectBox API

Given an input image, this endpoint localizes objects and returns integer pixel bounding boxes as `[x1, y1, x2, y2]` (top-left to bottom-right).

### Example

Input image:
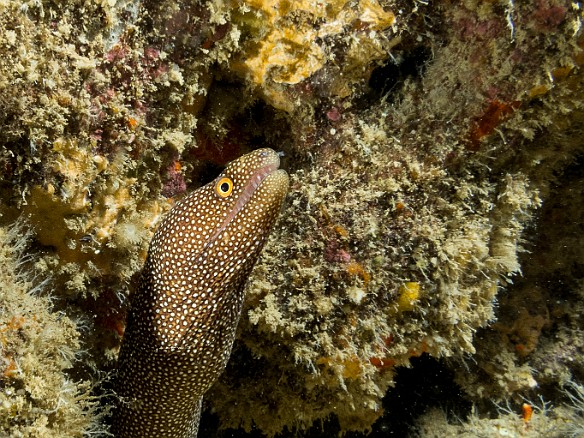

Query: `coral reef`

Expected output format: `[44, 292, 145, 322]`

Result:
[0, 0, 583, 436]
[414, 402, 570, 438]
[414, 381, 584, 437]
[0, 223, 101, 436]
[229, 0, 397, 112]
[563, 381, 584, 437]
[208, 1, 584, 434]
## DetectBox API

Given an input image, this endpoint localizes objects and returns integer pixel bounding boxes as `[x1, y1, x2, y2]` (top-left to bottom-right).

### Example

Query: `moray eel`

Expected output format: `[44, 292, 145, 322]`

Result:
[112, 148, 289, 437]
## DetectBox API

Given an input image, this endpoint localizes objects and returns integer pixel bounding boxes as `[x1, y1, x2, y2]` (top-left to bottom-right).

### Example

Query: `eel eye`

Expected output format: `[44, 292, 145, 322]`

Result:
[216, 177, 233, 198]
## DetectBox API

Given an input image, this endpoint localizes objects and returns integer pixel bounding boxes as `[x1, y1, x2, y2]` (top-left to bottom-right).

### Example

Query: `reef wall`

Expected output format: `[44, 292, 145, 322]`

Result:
[0, 0, 583, 436]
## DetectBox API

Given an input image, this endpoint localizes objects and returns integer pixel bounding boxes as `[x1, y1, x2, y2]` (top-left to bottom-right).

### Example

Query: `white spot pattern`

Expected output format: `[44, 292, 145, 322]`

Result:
[112, 148, 289, 438]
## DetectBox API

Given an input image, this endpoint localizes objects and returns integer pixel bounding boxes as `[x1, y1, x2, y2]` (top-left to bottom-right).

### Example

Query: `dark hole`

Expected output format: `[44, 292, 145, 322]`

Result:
[363, 45, 433, 104]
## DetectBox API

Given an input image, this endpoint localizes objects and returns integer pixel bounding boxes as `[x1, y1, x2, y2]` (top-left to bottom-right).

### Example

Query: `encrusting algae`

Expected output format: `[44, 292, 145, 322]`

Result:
[230, 0, 397, 111]
[0, 223, 103, 436]
[0, 0, 583, 436]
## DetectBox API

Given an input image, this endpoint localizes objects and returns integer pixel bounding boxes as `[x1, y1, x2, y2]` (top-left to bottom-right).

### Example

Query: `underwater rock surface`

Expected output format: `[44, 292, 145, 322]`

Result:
[0, 0, 583, 436]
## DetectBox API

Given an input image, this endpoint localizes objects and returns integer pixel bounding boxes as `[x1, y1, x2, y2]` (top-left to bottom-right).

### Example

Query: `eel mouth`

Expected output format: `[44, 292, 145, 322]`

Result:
[230, 160, 280, 220]
[207, 150, 286, 245]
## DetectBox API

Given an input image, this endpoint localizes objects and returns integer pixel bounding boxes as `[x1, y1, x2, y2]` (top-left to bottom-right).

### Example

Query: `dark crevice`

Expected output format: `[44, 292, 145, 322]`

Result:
[200, 354, 470, 437]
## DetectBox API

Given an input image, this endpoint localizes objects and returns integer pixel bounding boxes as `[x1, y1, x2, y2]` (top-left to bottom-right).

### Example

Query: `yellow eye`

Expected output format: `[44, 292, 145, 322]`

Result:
[216, 177, 233, 198]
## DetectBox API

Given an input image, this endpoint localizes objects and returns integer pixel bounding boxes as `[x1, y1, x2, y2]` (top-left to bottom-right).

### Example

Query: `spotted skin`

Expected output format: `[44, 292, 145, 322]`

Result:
[112, 149, 289, 437]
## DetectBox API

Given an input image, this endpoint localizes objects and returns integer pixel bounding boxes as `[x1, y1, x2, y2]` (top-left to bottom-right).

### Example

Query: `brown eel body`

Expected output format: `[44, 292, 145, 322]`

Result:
[112, 148, 289, 437]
